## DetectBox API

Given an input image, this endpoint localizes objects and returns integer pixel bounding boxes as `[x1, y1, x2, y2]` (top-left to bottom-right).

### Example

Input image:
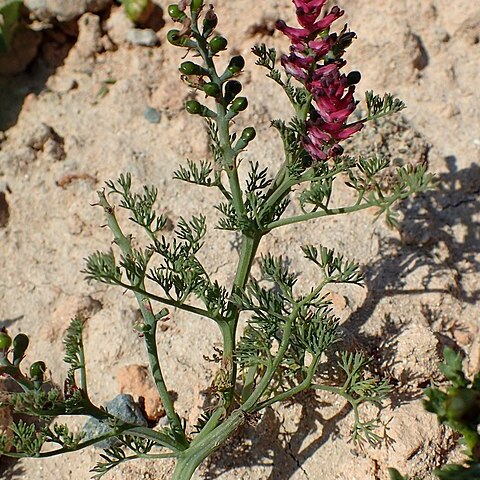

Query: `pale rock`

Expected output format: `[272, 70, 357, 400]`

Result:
[117, 364, 165, 422]
[24, 0, 113, 22]
[125, 28, 159, 47]
[65, 13, 102, 66]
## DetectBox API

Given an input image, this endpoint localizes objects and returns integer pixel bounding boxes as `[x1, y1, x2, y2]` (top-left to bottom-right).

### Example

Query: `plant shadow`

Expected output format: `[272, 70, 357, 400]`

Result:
[203, 156, 479, 478]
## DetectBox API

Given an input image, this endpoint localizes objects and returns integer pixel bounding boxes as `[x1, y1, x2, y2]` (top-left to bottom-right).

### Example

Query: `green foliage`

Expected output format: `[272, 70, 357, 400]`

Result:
[0, 0, 22, 53]
[0, 2, 436, 479]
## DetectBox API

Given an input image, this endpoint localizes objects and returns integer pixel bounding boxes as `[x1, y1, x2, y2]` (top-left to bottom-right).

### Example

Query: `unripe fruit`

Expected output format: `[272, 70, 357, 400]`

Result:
[167, 29, 188, 46]
[13, 333, 29, 365]
[202, 9, 218, 37]
[241, 127, 256, 143]
[30, 361, 46, 380]
[203, 82, 221, 97]
[231, 96, 248, 112]
[224, 80, 242, 103]
[168, 4, 185, 20]
[0, 332, 12, 351]
[123, 0, 153, 24]
[227, 55, 245, 74]
[179, 61, 204, 76]
[209, 35, 228, 53]
[185, 100, 202, 115]
[191, 0, 203, 12]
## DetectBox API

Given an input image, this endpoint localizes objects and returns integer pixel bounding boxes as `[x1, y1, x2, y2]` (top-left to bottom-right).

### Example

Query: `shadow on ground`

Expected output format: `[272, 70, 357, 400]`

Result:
[203, 157, 480, 479]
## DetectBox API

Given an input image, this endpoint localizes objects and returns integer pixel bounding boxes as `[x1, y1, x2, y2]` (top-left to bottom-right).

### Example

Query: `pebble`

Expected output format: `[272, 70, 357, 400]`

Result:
[83, 394, 148, 449]
[126, 28, 159, 47]
[144, 107, 161, 124]
[24, 0, 113, 22]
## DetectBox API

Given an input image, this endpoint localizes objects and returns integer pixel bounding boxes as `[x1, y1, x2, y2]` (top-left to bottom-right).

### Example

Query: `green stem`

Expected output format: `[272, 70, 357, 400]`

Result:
[253, 355, 321, 411]
[265, 202, 373, 230]
[97, 191, 187, 447]
[223, 233, 262, 407]
[241, 306, 299, 411]
[144, 326, 189, 448]
[172, 410, 245, 480]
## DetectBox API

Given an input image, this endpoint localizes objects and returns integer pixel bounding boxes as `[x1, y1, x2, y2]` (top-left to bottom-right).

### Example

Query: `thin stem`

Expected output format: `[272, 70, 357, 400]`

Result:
[112, 280, 215, 321]
[97, 191, 187, 447]
[242, 306, 299, 411]
[144, 326, 189, 448]
[253, 355, 320, 411]
[265, 202, 373, 230]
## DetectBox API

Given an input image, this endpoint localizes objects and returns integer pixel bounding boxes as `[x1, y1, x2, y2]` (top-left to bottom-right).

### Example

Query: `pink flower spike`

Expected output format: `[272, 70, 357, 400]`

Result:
[276, 20, 310, 43]
[312, 6, 344, 31]
[335, 122, 364, 140]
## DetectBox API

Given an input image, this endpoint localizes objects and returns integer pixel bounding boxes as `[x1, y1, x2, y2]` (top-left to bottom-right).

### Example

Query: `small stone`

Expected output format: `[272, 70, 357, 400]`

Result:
[83, 394, 148, 449]
[144, 107, 161, 124]
[46, 76, 78, 94]
[117, 365, 165, 422]
[126, 28, 159, 47]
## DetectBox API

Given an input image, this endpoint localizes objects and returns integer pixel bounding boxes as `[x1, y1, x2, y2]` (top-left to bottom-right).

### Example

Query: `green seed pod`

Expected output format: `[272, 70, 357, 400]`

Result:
[231, 96, 248, 112]
[123, 0, 153, 24]
[241, 127, 256, 143]
[0, 332, 12, 351]
[168, 4, 185, 21]
[185, 100, 202, 115]
[227, 55, 245, 74]
[179, 61, 205, 76]
[167, 29, 189, 47]
[191, 0, 203, 13]
[224, 80, 242, 103]
[209, 35, 228, 54]
[203, 82, 221, 97]
[30, 361, 46, 381]
[13, 333, 29, 364]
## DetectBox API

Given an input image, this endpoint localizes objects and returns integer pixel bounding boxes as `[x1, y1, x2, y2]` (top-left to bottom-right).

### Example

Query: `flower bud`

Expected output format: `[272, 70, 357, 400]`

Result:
[209, 35, 228, 54]
[346, 71, 361, 85]
[179, 61, 206, 76]
[203, 82, 221, 97]
[168, 4, 186, 21]
[202, 7, 218, 37]
[231, 96, 248, 112]
[227, 55, 245, 74]
[224, 80, 242, 103]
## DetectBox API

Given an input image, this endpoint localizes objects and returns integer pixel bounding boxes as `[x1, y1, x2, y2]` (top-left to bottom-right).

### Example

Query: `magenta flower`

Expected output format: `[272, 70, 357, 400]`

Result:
[277, 1, 364, 161]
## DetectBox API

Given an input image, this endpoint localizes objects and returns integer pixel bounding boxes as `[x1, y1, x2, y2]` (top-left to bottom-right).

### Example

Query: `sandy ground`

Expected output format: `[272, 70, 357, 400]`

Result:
[0, 0, 479, 479]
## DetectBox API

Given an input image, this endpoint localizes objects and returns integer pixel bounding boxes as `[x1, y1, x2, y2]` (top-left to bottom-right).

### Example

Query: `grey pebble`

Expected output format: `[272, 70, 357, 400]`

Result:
[144, 107, 161, 124]
[83, 394, 147, 449]
[126, 28, 159, 47]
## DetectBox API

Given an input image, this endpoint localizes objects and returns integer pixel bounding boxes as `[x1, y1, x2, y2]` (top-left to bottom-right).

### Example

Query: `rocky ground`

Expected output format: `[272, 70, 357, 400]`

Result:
[0, 0, 479, 479]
